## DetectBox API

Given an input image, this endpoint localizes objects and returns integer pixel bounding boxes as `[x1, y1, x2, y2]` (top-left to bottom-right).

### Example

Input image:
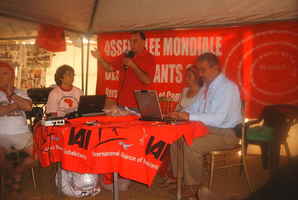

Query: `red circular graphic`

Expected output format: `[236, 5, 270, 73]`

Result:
[224, 30, 298, 105]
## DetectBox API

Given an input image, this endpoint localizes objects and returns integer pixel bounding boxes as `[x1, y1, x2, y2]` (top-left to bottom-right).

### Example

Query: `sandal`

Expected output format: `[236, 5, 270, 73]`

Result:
[159, 177, 177, 188]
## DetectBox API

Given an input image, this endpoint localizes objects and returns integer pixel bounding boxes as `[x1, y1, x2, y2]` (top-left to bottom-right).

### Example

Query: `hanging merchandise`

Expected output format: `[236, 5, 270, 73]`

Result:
[0, 40, 53, 89]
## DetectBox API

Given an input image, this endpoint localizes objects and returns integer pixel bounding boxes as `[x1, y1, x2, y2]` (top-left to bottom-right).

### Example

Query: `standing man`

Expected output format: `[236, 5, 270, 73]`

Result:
[92, 31, 155, 110]
[168, 53, 242, 198]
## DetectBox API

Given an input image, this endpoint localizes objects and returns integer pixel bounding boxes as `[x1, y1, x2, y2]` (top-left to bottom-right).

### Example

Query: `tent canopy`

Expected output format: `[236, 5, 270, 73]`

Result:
[0, 0, 297, 38]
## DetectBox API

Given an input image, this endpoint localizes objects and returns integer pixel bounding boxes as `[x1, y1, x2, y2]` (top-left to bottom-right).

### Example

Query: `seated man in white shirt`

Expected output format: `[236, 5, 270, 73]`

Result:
[168, 53, 242, 198]
[0, 61, 35, 195]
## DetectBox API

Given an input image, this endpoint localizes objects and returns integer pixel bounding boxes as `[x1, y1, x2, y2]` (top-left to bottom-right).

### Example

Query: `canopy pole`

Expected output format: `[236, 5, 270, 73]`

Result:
[85, 36, 90, 95]
[87, 0, 99, 32]
[81, 36, 85, 94]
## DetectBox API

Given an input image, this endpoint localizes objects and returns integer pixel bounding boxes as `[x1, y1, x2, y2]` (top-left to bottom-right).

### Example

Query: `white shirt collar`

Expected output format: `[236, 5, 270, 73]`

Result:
[207, 73, 225, 90]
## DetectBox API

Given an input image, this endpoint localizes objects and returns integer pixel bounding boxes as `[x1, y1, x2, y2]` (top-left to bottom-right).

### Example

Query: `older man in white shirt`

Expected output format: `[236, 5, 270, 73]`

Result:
[0, 62, 35, 196]
[168, 53, 242, 198]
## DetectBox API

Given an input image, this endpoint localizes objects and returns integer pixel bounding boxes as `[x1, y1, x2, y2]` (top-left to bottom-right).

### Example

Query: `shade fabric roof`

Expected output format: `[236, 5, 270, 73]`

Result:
[0, 0, 297, 38]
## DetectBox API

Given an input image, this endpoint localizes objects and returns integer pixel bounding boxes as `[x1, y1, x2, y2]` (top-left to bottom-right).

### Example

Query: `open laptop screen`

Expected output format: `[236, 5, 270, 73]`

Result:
[134, 90, 163, 121]
[78, 95, 106, 115]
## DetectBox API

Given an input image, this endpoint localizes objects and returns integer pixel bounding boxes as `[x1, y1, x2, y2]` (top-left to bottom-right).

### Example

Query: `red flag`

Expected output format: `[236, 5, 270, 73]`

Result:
[36, 24, 66, 52]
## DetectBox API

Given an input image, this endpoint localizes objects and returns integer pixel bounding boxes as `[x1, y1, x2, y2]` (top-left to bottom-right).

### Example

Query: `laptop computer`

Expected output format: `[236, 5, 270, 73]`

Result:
[134, 90, 178, 122]
[77, 95, 106, 116]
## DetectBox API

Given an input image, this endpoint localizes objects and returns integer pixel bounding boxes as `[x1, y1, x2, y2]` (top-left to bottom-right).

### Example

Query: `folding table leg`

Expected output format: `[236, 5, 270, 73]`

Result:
[177, 139, 183, 200]
[113, 172, 119, 200]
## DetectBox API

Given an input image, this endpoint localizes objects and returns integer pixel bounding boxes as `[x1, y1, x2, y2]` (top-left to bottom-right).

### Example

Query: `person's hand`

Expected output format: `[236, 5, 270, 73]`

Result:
[10, 94, 32, 111]
[166, 112, 189, 121]
[10, 95, 23, 110]
[6, 90, 14, 98]
[123, 57, 136, 69]
[166, 112, 179, 120]
[91, 48, 102, 60]
[178, 112, 190, 120]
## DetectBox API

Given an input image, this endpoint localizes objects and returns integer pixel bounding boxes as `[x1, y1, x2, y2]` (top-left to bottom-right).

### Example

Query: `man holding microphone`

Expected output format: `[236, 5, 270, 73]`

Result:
[92, 31, 156, 110]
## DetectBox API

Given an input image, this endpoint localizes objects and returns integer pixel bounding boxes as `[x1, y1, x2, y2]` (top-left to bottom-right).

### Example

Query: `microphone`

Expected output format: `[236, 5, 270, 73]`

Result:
[123, 50, 135, 70]
[123, 50, 135, 58]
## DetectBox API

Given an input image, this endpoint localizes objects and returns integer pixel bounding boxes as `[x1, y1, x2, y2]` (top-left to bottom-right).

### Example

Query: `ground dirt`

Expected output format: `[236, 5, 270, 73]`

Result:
[2, 153, 289, 200]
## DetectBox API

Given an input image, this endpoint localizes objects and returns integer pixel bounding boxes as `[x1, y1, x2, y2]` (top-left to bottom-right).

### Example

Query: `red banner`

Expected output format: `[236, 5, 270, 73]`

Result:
[96, 21, 298, 118]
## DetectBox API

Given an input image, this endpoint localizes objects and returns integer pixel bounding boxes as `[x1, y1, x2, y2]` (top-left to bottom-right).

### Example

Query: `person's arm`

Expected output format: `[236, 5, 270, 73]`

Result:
[0, 103, 18, 116]
[123, 57, 152, 84]
[91, 49, 114, 72]
[11, 94, 32, 111]
[92, 48, 154, 84]
[0, 89, 32, 115]
[104, 98, 117, 109]
[167, 88, 200, 120]
[175, 88, 189, 112]
[175, 104, 183, 112]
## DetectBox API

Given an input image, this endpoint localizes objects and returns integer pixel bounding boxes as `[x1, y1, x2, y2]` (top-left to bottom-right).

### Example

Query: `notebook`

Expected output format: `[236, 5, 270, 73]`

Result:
[134, 90, 178, 122]
[77, 95, 106, 116]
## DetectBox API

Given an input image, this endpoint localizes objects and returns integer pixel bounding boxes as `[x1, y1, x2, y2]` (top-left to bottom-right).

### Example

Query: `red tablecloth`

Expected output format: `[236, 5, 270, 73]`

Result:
[34, 115, 208, 185]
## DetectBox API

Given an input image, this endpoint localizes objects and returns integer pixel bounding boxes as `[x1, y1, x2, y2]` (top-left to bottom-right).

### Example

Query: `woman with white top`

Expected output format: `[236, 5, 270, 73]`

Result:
[176, 65, 203, 111]
[46, 65, 83, 117]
